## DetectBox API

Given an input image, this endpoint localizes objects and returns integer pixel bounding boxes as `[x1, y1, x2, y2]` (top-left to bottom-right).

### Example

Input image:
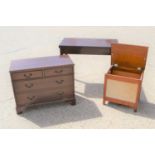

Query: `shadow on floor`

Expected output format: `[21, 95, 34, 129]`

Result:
[75, 79, 103, 98]
[106, 88, 155, 120]
[21, 95, 102, 127]
[75, 79, 155, 120]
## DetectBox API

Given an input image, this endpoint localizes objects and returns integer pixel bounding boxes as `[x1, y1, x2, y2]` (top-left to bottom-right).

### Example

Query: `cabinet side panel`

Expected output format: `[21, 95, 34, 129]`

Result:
[106, 79, 138, 103]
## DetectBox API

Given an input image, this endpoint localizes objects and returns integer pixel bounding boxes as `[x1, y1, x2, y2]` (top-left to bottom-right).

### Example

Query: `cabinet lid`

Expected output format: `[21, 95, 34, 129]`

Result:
[111, 43, 148, 70]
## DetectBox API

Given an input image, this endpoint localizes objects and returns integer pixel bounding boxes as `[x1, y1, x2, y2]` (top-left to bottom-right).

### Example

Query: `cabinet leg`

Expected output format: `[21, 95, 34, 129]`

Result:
[70, 99, 76, 105]
[103, 99, 106, 105]
[134, 107, 137, 112]
[16, 106, 25, 114]
[60, 51, 63, 55]
[60, 51, 67, 55]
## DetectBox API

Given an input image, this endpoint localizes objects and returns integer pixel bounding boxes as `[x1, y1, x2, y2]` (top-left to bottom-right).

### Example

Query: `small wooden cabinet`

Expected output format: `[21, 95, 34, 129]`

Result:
[10, 55, 75, 114]
[103, 43, 148, 112]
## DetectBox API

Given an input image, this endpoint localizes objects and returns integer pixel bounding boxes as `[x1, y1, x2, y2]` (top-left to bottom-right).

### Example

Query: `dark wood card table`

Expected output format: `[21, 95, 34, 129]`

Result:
[59, 38, 118, 55]
[10, 55, 76, 114]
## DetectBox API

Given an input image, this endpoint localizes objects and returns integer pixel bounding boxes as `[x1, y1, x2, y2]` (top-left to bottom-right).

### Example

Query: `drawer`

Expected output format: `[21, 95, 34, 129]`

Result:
[15, 87, 74, 105]
[60, 47, 111, 55]
[45, 66, 73, 77]
[13, 75, 74, 93]
[43, 87, 74, 99]
[11, 70, 43, 80]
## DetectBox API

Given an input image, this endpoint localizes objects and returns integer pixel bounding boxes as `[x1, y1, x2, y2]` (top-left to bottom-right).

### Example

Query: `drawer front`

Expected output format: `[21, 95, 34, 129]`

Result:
[80, 47, 111, 55]
[16, 93, 41, 105]
[16, 87, 74, 105]
[44, 87, 74, 99]
[11, 70, 43, 80]
[60, 47, 111, 55]
[14, 75, 74, 93]
[45, 66, 73, 77]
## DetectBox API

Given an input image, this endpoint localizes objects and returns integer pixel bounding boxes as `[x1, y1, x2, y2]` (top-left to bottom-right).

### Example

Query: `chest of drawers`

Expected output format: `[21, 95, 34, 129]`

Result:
[10, 55, 75, 114]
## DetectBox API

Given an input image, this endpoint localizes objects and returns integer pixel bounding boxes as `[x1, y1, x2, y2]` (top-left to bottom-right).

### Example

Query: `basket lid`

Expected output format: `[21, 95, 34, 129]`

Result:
[111, 43, 148, 70]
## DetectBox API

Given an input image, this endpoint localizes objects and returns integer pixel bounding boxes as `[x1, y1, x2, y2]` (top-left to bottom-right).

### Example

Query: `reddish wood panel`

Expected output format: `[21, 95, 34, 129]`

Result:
[111, 43, 148, 69]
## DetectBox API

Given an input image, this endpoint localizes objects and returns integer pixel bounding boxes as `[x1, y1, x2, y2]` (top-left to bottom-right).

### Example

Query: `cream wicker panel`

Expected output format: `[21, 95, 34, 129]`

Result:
[106, 79, 138, 103]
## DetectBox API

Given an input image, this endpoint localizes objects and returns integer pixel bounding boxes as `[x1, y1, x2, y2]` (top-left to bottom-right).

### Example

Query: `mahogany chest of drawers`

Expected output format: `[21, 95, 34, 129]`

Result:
[10, 55, 75, 114]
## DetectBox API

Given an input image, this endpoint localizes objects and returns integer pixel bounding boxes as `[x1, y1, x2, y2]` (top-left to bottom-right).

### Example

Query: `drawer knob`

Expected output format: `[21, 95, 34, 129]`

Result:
[24, 73, 32, 79]
[54, 70, 63, 73]
[56, 91, 64, 96]
[27, 96, 36, 101]
[56, 80, 64, 84]
[25, 83, 34, 88]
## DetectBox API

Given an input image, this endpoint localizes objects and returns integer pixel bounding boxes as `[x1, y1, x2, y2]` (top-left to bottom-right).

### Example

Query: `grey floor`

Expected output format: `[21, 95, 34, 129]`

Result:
[0, 26, 155, 128]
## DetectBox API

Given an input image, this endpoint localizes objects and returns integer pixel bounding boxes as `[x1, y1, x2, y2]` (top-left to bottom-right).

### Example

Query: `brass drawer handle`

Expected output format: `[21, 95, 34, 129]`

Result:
[56, 91, 64, 96]
[24, 73, 32, 78]
[56, 80, 64, 84]
[54, 70, 63, 73]
[27, 96, 36, 101]
[25, 83, 34, 88]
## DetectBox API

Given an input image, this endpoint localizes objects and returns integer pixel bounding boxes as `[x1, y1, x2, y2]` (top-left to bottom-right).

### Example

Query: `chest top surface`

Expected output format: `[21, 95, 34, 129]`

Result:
[10, 55, 74, 72]
[59, 38, 118, 48]
[111, 43, 148, 70]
